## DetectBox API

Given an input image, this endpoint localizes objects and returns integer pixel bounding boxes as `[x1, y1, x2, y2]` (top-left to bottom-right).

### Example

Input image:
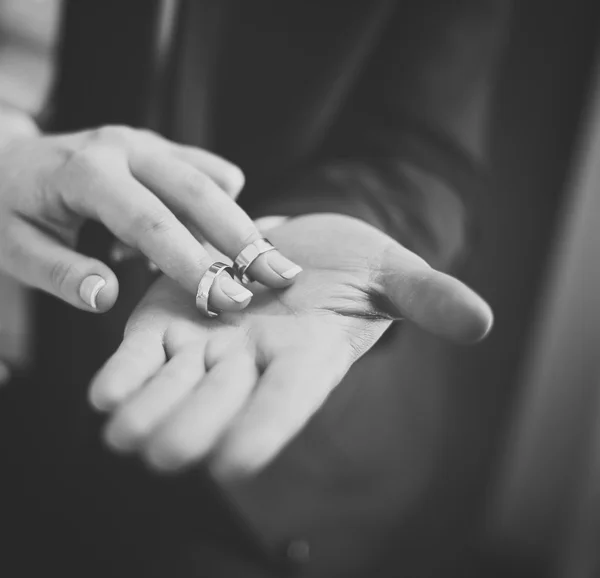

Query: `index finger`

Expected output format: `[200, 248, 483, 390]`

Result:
[171, 143, 246, 200]
[128, 129, 246, 198]
[131, 155, 303, 288]
[209, 348, 349, 481]
[60, 154, 254, 313]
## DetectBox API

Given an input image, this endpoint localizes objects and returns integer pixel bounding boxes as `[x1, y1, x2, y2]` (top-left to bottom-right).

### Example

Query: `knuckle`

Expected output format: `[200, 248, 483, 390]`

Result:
[132, 208, 173, 238]
[63, 147, 104, 175]
[164, 322, 201, 354]
[240, 226, 261, 248]
[214, 451, 258, 481]
[145, 434, 195, 471]
[92, 124, 135, 145]
[182, 168, 213, 197]
[123, 319, 147, 339]
[50, 260, 75, 295]
[137, 128, 161, 142]
[54, 142, 126, 211]
[167, 433, 196, 462]
[55, 148, 109, 210]
[112, 410, 151, 447]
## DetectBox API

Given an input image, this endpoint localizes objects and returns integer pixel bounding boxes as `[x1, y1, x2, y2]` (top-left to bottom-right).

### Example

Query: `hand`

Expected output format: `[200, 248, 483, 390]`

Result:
[0, 126, 301, 313]
[89, 214, 493, 480]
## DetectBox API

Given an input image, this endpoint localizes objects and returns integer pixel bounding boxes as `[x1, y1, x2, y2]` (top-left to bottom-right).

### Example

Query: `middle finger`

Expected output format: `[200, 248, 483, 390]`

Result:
[142, 351, 259, 472]
[78, 166, 253, 312]
[130, 155, 303, 287]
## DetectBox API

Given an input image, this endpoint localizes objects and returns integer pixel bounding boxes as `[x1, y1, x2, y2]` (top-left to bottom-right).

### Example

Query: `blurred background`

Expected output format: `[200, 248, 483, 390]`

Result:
[0, 1, 598, 577]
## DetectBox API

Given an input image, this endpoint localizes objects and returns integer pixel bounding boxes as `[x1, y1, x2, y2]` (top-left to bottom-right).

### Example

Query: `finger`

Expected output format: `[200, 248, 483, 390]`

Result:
[130, 155, 302, 287]
[60, 156, 252, 312]
[253, 215, 289, 233]
[377, 244, 493, 343]
[126, 128, 246, 198]
[210, 349, 347, 480]
[107, 185, 253, 312]
[104, 343, 207, 453]
[89, 328, 167, 411]
[170, 144, 246, 199]
[0, 220, 118, 312]
[143, 352, 258, 472]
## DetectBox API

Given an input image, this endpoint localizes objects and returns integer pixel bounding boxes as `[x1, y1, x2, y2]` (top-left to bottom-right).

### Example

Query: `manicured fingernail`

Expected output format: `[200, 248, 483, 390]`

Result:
[219, 274, 253, 303]
[80, 275, 106, 309]
[265, 252, 303, 280]
[280, 265, 303, 280]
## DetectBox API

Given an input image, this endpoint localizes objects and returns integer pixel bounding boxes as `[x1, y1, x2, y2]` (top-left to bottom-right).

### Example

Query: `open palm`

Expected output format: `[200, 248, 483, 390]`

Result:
[89, 214, 492, 480]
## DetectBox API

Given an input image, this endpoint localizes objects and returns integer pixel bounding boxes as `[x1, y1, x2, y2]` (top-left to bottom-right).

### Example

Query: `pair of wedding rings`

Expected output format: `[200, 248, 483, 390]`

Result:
[195, 238, 276, 318]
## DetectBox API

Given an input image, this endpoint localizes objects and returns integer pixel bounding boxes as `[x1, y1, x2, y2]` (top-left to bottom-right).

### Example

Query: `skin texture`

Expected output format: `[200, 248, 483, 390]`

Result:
[90, 213, 493, 481]
[0, 125, 301, 315]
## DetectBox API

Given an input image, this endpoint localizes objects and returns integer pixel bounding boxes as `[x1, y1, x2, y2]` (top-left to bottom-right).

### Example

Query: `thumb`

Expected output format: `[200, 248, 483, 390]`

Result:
[4, 221, 119, 312]
[375, 245, 493, 344]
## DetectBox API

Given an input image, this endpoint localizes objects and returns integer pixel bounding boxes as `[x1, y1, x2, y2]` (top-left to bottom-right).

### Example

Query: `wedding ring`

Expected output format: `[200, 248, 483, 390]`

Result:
[233, 238, 276, 284]
[196, 262, 236, 318]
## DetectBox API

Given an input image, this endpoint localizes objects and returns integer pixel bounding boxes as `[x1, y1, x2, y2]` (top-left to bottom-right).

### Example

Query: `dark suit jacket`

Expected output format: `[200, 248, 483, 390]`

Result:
[24, 1, 508, 576]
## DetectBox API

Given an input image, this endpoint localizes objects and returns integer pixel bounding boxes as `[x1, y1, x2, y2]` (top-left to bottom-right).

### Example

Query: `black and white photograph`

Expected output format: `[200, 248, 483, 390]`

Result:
[0, 1, 597, 576]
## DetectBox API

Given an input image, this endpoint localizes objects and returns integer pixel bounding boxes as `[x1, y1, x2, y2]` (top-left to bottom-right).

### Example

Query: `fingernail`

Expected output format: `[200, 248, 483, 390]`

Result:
[280, 265, 303, 280]
[219, 274, 253, 304]
[80, 275, 106, 309]
[265, 252, 303, 280]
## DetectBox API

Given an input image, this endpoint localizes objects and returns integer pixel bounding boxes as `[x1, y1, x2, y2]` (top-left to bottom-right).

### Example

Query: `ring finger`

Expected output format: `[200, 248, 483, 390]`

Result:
[104, 343, 208, 453]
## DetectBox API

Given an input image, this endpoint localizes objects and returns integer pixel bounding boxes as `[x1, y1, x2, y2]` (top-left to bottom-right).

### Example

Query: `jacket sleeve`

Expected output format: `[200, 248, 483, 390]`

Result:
[251, 0, 509, 272]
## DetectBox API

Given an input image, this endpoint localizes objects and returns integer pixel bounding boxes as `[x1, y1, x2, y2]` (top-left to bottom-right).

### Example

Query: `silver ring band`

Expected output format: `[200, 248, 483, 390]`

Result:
[196, 262, 236, 318]
[233, 238, 276, 284]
